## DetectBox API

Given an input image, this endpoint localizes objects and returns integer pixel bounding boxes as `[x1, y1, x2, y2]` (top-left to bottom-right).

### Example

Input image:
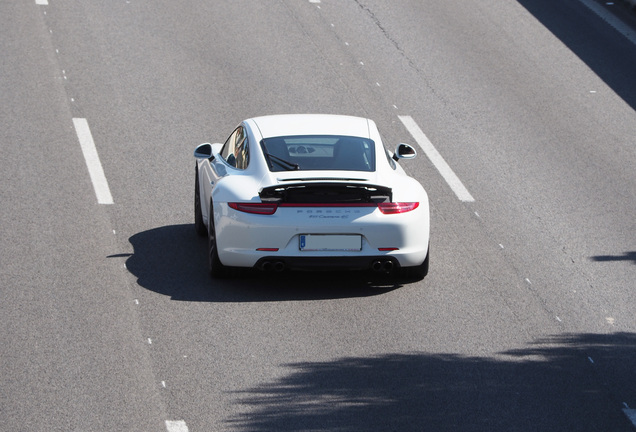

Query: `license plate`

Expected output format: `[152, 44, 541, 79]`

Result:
[299, 235, 362, 251]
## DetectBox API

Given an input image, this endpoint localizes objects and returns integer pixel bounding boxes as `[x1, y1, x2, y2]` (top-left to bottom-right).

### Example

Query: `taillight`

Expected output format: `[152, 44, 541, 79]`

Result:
[228, 202, 278, 215]
[377, 202, 419, 214]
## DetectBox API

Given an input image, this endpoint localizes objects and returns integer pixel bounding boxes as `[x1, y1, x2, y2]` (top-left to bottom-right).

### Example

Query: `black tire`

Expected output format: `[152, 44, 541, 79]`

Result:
[194, 168, 207, 237]
[208, 203, 228, 278]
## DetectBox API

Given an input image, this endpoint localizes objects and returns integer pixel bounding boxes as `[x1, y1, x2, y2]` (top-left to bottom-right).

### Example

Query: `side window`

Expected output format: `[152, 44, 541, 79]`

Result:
[220, 126, 249, 169]
[233, 127, 249, 169]
[220, 128, 238, 167]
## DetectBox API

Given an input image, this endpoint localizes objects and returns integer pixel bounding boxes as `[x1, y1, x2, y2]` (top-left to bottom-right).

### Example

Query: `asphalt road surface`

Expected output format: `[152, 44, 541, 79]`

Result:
[2, 0, 635, 431]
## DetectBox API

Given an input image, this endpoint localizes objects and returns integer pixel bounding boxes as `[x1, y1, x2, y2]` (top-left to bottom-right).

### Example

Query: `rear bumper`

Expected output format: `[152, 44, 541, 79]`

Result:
[254, 255, 400, 272]
[214, 201, 430, 269]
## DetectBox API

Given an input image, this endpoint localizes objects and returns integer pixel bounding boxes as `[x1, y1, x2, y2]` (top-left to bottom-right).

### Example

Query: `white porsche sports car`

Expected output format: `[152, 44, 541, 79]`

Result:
[193, 114, 429, 279]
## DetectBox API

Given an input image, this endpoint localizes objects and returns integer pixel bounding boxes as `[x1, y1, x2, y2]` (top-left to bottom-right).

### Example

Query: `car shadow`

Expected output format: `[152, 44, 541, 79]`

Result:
[122, 224, 411, 302]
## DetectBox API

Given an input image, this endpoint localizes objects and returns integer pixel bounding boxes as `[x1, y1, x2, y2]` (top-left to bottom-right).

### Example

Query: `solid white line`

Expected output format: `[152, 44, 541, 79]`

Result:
[73, 118, 114, 204]
[577, 0, 636, 46]
[398, 115, 475, 202]
[165, 420, 189, 432]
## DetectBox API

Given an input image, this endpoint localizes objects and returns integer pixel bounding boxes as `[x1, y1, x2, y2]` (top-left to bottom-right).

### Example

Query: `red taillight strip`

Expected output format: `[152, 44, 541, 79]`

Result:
[229, 202, 419, 215]
[228, 202, 278, 215]
[377, 202, 419, 214]
[278, 203, 377, 208]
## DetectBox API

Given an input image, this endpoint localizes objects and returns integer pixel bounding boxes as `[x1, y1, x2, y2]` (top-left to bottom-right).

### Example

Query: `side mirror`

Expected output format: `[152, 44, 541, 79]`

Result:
[194, 143, 213, 159]
[393, 143, 417, 161]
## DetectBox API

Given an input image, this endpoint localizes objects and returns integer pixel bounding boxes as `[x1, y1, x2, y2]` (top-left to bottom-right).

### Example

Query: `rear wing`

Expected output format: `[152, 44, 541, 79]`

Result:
[259, 183, 392, 204]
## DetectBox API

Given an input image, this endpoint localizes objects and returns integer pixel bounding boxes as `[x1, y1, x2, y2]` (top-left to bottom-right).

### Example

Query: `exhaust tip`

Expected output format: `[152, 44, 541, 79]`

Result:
[273, 261, 285, 272]
[371, 259, 396, 273]
[371, 260, 383, 272]
[261, 261, 272, 272]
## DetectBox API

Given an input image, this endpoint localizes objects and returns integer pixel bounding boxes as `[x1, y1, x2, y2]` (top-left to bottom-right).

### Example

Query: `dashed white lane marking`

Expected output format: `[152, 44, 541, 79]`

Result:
[577, 0, 636, 45]
[398, 115, 475, 202]
[165, 420, 189, 432]
[73, 118, 114, 204]
[35, 0, 48, 4]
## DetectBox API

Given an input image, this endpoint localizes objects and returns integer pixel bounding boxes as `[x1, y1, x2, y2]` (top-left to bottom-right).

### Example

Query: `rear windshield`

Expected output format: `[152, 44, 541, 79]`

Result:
[261, 135, 376, 172]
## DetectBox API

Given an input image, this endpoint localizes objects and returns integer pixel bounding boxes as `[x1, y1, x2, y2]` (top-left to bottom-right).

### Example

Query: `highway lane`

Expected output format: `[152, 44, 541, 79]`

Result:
[0, 1, 167, 431]
[346, 0, 636, 336]
[1, 0, 635, 431]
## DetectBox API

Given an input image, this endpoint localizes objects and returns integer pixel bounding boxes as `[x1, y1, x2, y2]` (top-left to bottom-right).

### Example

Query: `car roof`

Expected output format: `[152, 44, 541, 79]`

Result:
[248, 114, 371, 140]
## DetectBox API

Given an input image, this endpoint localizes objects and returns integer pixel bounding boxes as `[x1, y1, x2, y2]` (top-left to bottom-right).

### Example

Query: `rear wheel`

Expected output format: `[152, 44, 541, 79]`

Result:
[194, 169, 207, 237]
[208, 203, 228, 278]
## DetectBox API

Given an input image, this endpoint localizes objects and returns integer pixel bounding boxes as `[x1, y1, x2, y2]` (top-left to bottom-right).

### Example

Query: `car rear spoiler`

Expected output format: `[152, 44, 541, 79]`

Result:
[259, 182, 392, 204]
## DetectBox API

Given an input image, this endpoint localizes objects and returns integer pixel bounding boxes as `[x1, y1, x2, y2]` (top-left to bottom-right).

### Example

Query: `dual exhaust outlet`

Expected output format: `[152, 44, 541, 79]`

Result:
[371, 259, 395, 273]
[259, 260, 286, 272]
